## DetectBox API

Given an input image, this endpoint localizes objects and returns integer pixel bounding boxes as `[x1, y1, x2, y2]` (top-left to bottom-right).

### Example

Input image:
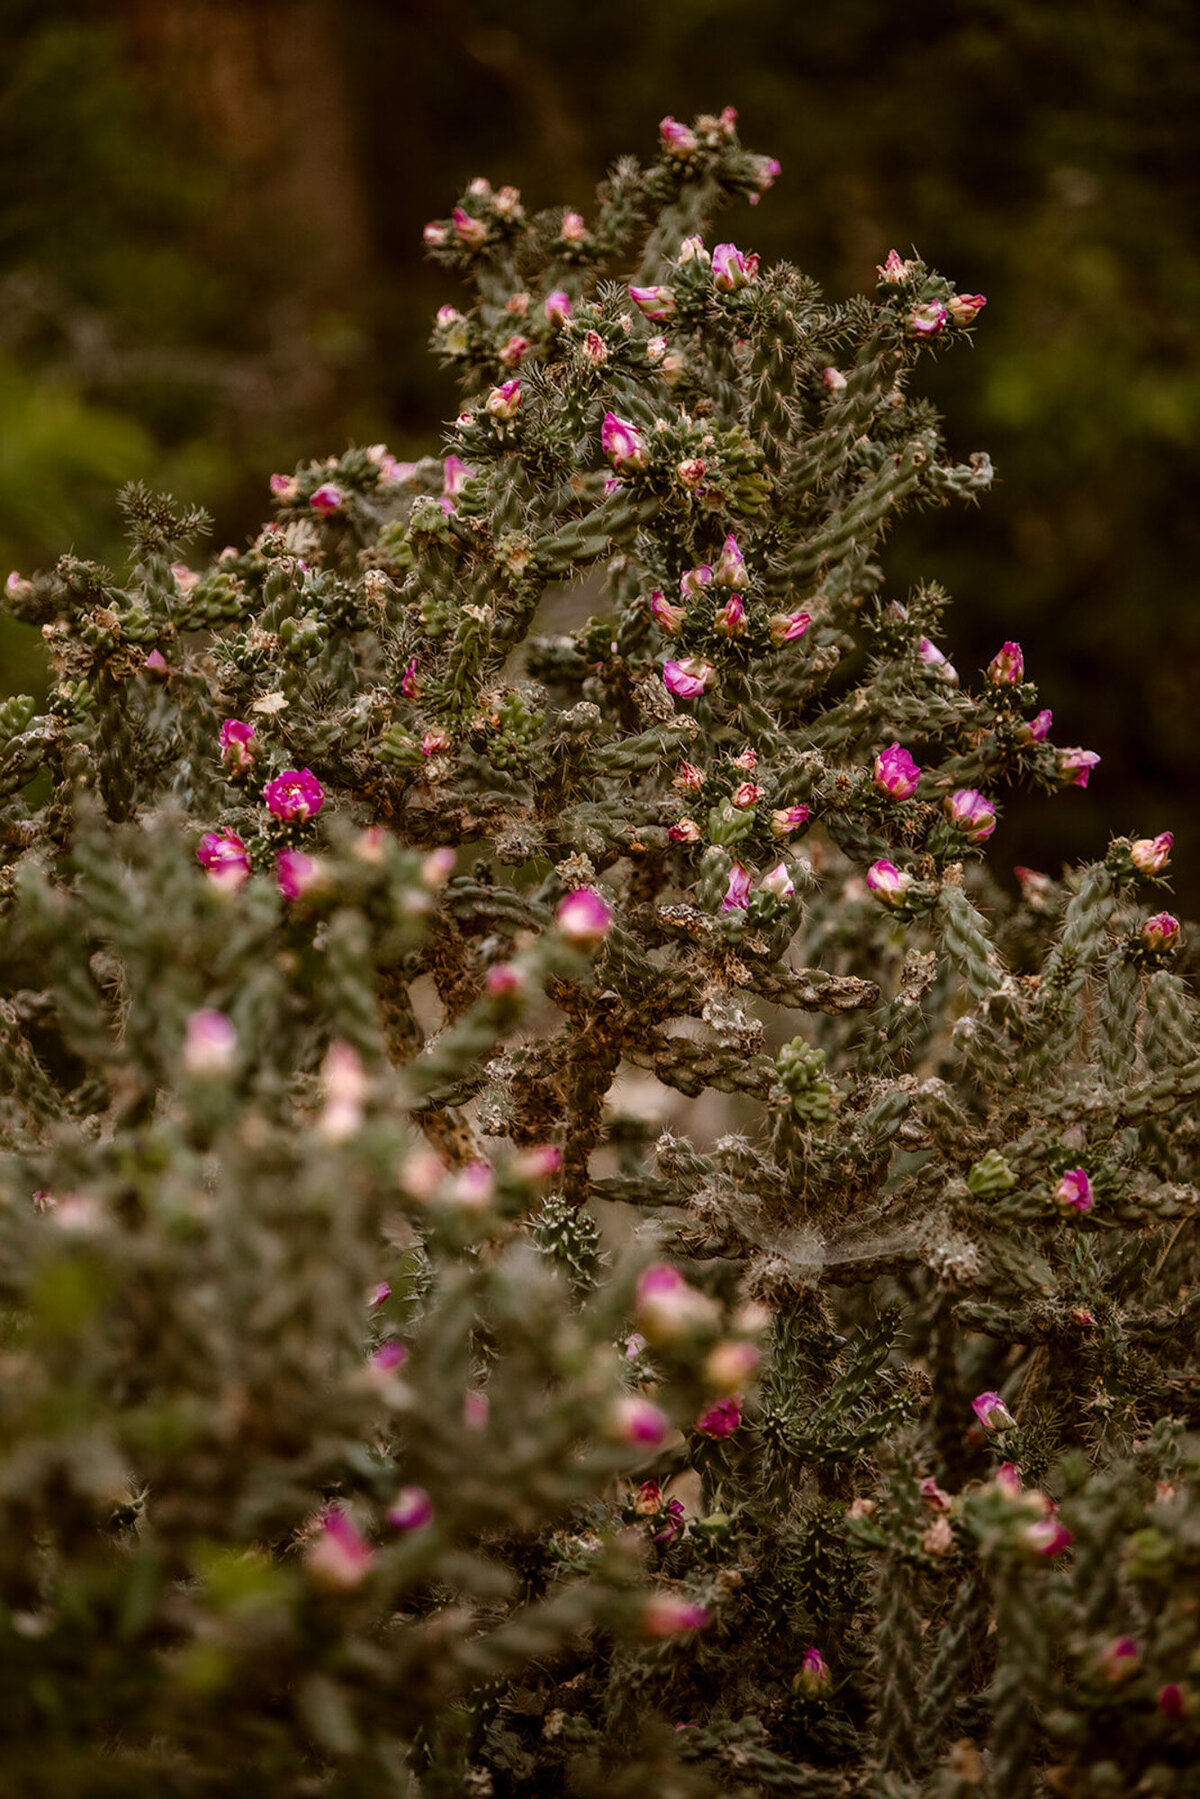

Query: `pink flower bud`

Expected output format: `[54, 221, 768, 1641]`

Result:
[183, 1009, 238, 1076]
[1159, 1684, 1186, 1721]
[399, 656, 420, 700]
[144, 649, 169, 679]
[1057, 747, 1100, 788]
[749, 155, 781, 200]
[1021, 1517, 1073, 1558]
[669, 819, 702, 844]
[423, 221, 448, 246]
[695, 1395, 741, 1438]
[545, 289, 572, 326]
[636, 1264, 718, 1343]
[641, 1594, 710, 1638]
[269, 473, 298, 502]
[866, 860, 912, 907]
[387, 1485, 434, 1531]
[452, 206, 488, 247]
[1130, 832, 1173, 874]
[601, 412, 648, 470]
[498, 333, 530, 369]
[1015, 866, 1054, 911]
[770, 804, 810, 837]
[795, 1647, 831, 1698]
[678, 234, 710, 264]
[993, 1462, 1022, 1497]
[305, 1506, 375, 1590]
[947, 293, 987, 325]
[704, 1340, 760, 1393]
[319, 1040, 367, 1143]
[369, 1282, 391, 1309]
[556, 887, 612, 948]
[714, 534, 748, 589]
[919, 638, 958, 684]
[171, 561, 199, 594]
[633, 1479, 663, 1516]
[680, 563, 713, 599]
[731, 780, 762, 808]
[197, 829, 251, 890]
[310, 484, 343, 517]
[945, 788, 997, 843]
[276, 848, 322, 902]
[559, 209, 587, 242]
[629, 285, 676, 321]
[509, 1144, 563, 1184]
[768, 610, 810, 645]
[759, 862, 795, 901]
[219, 719, 256, 774]
[485, 962, 526, 998]
[722, 864, 752, 911]
[874, 742, 920, 800]
[464, 1390, 489, 1431]
[1019, 708, 1053, 743]
[609, 1394, 670, 1447]
[435, 304, 464, 330]
[443, 1162, 495, 1212]
[420, 847, 456, 888]
[822, 367, 847, 391]
[922, 1516, 955, 1557]
[1053, 1167, 1093, 1213]
[6, 569, 34, 602]
[1097, 1636, 1140, 1683]
[712, 243, 759, 292]
[971, 1390, 1016, 1432]
[659, 116, 699, 157]
[485, 378, 521, 420]
[987, 640, 1025, 685]
[264, 768, 324, 822]
[663, 658, 718, 699]
[1142, 911, 1181, 953]
[877, 250, 913, 284]
[674, 761, 705, 793]
[442, 454, 472, 499]
[908, 301, 949, 338]
[650, 590, 686, 634]
[504, 290, 529, 316]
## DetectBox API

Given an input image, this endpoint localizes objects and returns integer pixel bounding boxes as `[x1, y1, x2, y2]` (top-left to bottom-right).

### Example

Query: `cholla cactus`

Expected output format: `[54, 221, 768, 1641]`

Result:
[1, 108, 1198, 1796]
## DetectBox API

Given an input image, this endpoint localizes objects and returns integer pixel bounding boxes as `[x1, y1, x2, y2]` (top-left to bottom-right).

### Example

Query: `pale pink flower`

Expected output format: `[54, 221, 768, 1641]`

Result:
[822, 367, 847, 391]
[452, 206, 488, 247]
[919, 1477, 953, 1513]
[269, 473, 298, 502]
[918, 638, 958, 683]
[748, 155, 780, 200]
[636, 1264, 718, 1342]
[680, 563, 713, 598]
[1057, 747, 1100, 788]
[922, 1516, 955, 1557]
[877, 250, 914, 284]
[560, 210, 586, 243]
[183, 1010, 238, 1076]
[556, 887, 612, 948]
[498, 333, 530, 369]
[420, 729, 451, 757]
[908, 301, 949, 337]
[641, 1594, 710, 1637]
[759, 862, 795, 902]
[659, 116, 699, 157]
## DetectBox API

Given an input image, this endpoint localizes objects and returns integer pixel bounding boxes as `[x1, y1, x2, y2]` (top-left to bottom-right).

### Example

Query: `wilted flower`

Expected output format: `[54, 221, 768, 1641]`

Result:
[674, 762, 705, 793]
[987, 640, 1025, 685]
[748, 154, 781, 200]
[197, 830, 251, 890]
[972, 1390, 1016, 1432]
[1130, 832, 1173, 874]
[945, 788, 997, 843]
[874, 742, 920, 800]
[676, 458, 707, 489]
[877, 249, 915, 284]
[866, 860, 912, 907]
[1053, 1167, 1093, 1213]
[722, 864, 752, 911]
[581, 330, 608, 367]
[668, 819, 702, 844]
[556, 887, 612, 948]
[264, 768, 324, 823]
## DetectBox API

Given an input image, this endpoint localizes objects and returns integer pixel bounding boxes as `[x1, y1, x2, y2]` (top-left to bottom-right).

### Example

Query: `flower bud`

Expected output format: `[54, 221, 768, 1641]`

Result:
[947, 293, 987, 325]
[731, 781, 761, 809]
[704, 1339, 760, 1393]
[659, 116, 699, 157]
[498, 333, 530, 369]
[1021, 1517, 1073, 1557]
[866, 859, 912, 907]
[987, 640, 1025, 685]
[452, 206, 488, 247]
[714, 534, 748, 589]
[269, 473, 298, 502]
[680, 563, 713, 599]
[556, 887, 612, 949]
[1142, 910, 1181, 953]
[674, 762, 705, 793]
[1019, 708, 1053, 742]
[711, 244, 759, 292]
[971, 1390, 1016, 1432]
[1159, 1684, 1187, 1720]
[1130, 832, 1173, 874]
[545, 289, 571, 326]
[635, 1264, 719, 1343]
[629, 285, 676, 321]
[581, 330, 608, 367]
[945, 788, 997, 843]
[821, 367, 847, 391]
[305, 1507, 375, 1590]
[183, 1010, 238, 1077]
[770, 804, 810, 837]
[874, 742, 920, 800]
[695, 1395, 741, 1438]
[918, 637, 958, 683]
[877, 250, 914, 285]
[794, 1647, 831, 1699]
[640, 1594, 710, 1637]
[560, 209, 586, 242]
[676, 458, 707, 489]
[650, 590, 685, 634]
[485, 378, 521, 420]
[197, 830, 251, 890]
[669, 819, 701, 844]
[767, 610, 810, 645]
[922, 1516, 955, 1557]
[1096, 1636, 1140, 1683]
[678, 234, 709, 265]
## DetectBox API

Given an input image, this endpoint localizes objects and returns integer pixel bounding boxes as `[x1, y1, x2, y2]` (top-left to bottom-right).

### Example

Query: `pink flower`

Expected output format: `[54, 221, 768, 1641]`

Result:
[712, 243, 759, 292]
[269, 473, 298, 502]
[993, 1462, 1022, 1497]
[387, 1486, 434, 1531]
[1142, 911, 1181, 953]
[759, 863, 795, 902]
[609, 1395, 670, 1447]
[556, 887, 612, 948]
[919, 638, 958, 683]
[264, 768, 324, 822]
[601, 412, 648, 470]
[485, 378, 521, 420]
[510, 1143, 563, 1184]
[636, 1264, 718, 1342]
[1020, 708, 1053, 742]
[822, 367, 847, 391]
[319, 1040, 367, 1143]
[400, 656, 419, 699]
[714, 534, 748, 589]
[731, 781, 761, 808]
[770, 804, 810, 837]
[650, 590, 686, 634]
[633, 1480, 664, 1516]
[144, 649, 169, 679]
[423, 221, 448, 247]
[435, 304, 464, 330]
[695, 1395, 741, 1438]
[276, 848, 322, 902]
[499, 333, 530, 369]
[919, 1477, 953, 1514]
[545, 289, 572, 326]
[659, 115, 699, 157]
[653, 1498, 687, 1546]
[183, 1010, 238, 1076]
[197, 829, 251, 890]
[749, 155, 780, 200]
[714, 595, 746, 637]
[304, 1506, 375, 1590]
[421, 729, 452, 757]
[877, 250, 914, 285]
[1159, 1684, 1187, 1721]
[987, 640, 1025, 685]
[560, 209, 587, 243]
[874, 742, 920, 800]
[680, 563, 713, 599]
[1021, 1517, 1073, 1558]
[676, 458, 707, 489]
[171, 562, 198, 594]
[464, 1390, 489, 1431]
[369, 1282, 391, 1308]
[948, 293, 987, 325]
[704, 1339, 760, 1392]
[674, 761, 705, 793]
[922, 1516, 955, 1558]
[581, 330, 608, 367]
[1057, 747, 1100, 788]
[629, 284, 676, 321]
[908, 301, 949, 338]
[442, 454, 472, 500]
[945, 788, 997, 843]
[219, 719, 256, 774]
[641, 1594, 710, 1638]
[669, 819, 701, 844]
[310, 484, 343, 516]
[768, 610, 810, 645]
[452, 206, 488, 246]
[1130, 832, 1173, 874]
[1097, 1636, 1140, 1683]
[1015, 865, 1054, 911]
[972, 1390, 1016, 1432]
[485, 962, 527, 998]
[795, 1647, 831, 1698]
[663, 658, 718, 699]
[368, 1339, 407, 1375]
[1053, 1167, 1093, 1213]
[866, 859, 912, 907]
[722, 864, 752, 911]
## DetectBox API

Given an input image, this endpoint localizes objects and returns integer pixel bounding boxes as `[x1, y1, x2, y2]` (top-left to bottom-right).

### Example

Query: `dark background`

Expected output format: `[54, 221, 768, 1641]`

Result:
[3, 0, 1198, 902]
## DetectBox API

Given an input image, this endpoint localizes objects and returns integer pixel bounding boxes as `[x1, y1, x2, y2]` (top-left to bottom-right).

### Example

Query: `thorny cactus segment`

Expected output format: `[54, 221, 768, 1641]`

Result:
[1, 108, 1198, 1798]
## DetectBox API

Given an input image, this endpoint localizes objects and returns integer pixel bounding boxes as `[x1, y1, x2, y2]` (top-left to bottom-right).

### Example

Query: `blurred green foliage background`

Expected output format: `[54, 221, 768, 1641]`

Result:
[3, 0, 1198, 898]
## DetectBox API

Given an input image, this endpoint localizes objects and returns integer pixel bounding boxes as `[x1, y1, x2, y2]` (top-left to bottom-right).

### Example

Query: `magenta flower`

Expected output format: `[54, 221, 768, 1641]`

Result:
[276, 848, 321, 902]
[368, 1339, 407, 1375]
[768, 610, 810, 646]
[601, 412, 648, 471]
[987, 640, 1025, 685]
[714, 595, 746, 637]
[1020, 708, 1053, 742]
[695, 1395, 742, 1438]
[1130, 832, 1173, 874]
[653, 1497, 687, 1547]
[387, 1485, 434, 1532]
[1057, 747, 1100, 788]
[641, 1594, 710, 1638]
[874, 742, 920, 800]
[556, 887, 612, 948]
[609, 1394, 670, 1447]
[485, 378, 521, 420]
[1142, 911, 1181, 953]
[945, 788, 997, 843]
[712, 243, 759, 292]
[219, 719, 256, 774]
[650, 590, 686, 634]
[545, 288, 571, 326]
[948, 293, 987, 325]
[659, 115, 699, 156]
[663, 658, 718, 699]
[866, 860, 912, 907]
[629, 284, 677, 321]
[485, 962, 526, 998]
[264, 768, 324, 823]
[714, 534, 748, 589]
[451, 206, 488, 247]
[304, 1506, 375, 1590]
[759, 863, 795, 902]
[731, 781, 762, 809]
[1053, 1167, 1093, 1213]
[770, 804, 810, 837]
[400, 656, 419, 699]
[750, 153, 781, 201]
[197, 829, 251, 890]
[722, 864, 752, 911]
[369, 1282, 391, 1308]
[795, 1646, 832, 1699]
[971, 1390, 1016, 1432]
[1022, 1517, 1073, 1558]
[310, 484, 343, 517]
[908, 301, 949, 338]
[442, 454, 471, 499]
